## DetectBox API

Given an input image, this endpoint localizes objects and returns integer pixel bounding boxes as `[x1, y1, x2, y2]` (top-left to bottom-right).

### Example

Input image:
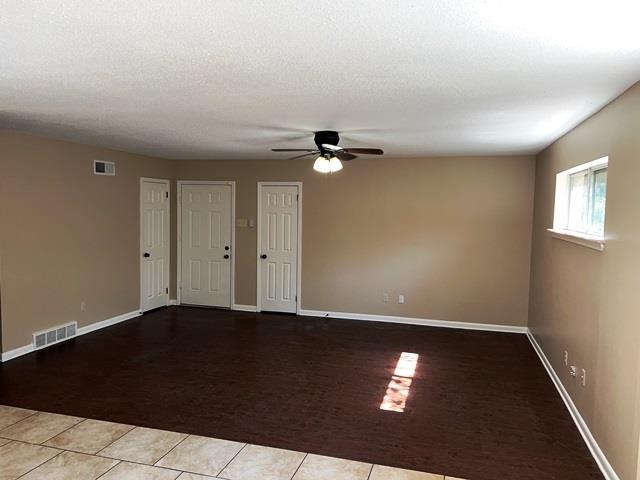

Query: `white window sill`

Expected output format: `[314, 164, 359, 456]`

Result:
[547, 229, 605, 252]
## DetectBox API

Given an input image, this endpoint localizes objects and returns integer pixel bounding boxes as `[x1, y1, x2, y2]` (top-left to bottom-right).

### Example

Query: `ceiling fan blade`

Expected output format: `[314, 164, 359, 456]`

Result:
[272, 148, 317, 152]
[336, 151, 358, 161]
[289, 151, 319, 160]
[342, 148, 384, 155]
[321, 144, 343, 152]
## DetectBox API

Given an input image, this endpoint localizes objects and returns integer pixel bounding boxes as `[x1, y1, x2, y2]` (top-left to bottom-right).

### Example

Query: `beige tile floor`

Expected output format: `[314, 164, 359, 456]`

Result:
[0, 404, 467, 480]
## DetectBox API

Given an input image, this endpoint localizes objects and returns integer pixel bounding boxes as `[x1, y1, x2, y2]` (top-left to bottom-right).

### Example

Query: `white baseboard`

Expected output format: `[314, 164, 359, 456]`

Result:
[526, 329, 619, 480]
[1, 344, 34, 362]
[76, 310, 142, 336]
[1, 309, 142, 363]
[233, 304, 257, 312]
[298, 309, 528, 334]
[169, 299, 178, 306]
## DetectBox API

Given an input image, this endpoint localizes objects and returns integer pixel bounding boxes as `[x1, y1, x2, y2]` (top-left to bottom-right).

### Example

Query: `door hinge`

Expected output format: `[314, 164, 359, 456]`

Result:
[165, 191, 169, 199]
[295, 295, 298, 302]
[296, 194, 299, 201]
[166, 287, 168, 294]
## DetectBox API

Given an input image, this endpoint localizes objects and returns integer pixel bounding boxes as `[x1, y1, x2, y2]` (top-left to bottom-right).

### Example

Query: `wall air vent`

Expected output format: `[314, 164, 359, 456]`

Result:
[32, 321, 78, 351]
[94, 160, 115, 176]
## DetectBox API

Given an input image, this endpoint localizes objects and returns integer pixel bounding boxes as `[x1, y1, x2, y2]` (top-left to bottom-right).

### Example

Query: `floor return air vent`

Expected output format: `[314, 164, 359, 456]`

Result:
[33, 322, 77, 350]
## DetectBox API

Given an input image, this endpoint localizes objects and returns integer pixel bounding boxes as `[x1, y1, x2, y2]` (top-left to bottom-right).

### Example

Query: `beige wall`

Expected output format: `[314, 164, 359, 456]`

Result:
[0, 130, 175, 352]
[0, 135, 535, 352]
[175, 156, 535, 326]
[529, 82, 640, 479]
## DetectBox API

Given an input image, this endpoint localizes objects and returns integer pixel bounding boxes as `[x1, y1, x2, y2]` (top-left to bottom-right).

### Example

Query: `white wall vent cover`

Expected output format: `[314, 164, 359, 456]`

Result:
[94, 160, 115, 176]
[33, 321, 77, 350]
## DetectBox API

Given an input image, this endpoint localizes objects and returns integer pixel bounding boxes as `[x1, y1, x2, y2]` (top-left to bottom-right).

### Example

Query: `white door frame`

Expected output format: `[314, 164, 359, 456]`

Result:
[177, 180, 236, 307]
[256, 182, 302, 314]
[140, 177, 171, 312]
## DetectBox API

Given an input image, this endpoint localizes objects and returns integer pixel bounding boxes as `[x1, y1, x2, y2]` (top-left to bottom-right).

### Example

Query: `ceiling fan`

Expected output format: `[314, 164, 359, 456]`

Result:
[272, 130, 384, 173]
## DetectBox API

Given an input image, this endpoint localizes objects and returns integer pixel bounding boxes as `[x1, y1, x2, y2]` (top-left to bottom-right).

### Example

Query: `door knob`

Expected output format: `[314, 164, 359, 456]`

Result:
[260, 254, 267, 259]
[224, 254, 230, 259]
[224, 246, 230, 251]
[143, 252, 151, 258]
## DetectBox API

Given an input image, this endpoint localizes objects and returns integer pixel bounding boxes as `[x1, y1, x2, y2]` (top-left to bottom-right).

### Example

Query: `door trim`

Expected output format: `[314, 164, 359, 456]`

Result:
[177, 180, 236, 307]
[256, 182, 302, 315]
[139, 177, 171, 312]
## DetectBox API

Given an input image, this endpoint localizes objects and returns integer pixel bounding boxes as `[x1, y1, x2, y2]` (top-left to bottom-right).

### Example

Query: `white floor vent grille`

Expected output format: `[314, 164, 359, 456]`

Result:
[33, 322, 77, 350]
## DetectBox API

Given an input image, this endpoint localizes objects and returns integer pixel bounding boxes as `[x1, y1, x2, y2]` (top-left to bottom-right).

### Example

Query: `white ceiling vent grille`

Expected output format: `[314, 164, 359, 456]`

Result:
[32, 321, 78, 351]
[94, 160, 115, 176]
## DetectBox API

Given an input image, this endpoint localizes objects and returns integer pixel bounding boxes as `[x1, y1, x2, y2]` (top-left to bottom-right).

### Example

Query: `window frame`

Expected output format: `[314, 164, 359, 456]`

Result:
[588, 166, 607, 235]
[549, 156, 608, 251]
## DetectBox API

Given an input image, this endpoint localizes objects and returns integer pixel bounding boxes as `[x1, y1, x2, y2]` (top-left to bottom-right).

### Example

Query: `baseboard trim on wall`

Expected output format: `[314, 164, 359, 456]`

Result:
[1, 309, 142, 363]
[169, 299, 178, 306]
[298, 309, 528, 334]
[76, 310, 142, 336]
[526, 329, 619, 480]
[1, 344, 34, 363]
[232, 304, 258, 312]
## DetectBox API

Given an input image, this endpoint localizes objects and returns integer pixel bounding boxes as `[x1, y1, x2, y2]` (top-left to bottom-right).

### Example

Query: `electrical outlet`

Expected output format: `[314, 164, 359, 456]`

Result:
[383, 292, 389, 303]
[564, 351, 568, 366]
[569, 366, 578, 377]
[398, 294, 405, 304]
[580, 368, 587, 387]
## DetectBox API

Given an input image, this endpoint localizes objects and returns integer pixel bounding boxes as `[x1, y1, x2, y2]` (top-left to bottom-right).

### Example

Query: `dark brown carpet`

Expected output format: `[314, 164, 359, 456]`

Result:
[0, 307, 602, 480]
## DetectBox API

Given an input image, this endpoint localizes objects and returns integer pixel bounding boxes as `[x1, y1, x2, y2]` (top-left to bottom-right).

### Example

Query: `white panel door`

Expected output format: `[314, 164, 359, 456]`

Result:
[181, 184, 232, 307]
[259, 185, 298, 313]
[140, 179, 170, 312]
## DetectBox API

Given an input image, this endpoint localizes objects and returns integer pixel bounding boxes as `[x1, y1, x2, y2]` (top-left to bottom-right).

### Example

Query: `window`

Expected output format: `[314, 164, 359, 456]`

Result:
[551, 157, 608, 249]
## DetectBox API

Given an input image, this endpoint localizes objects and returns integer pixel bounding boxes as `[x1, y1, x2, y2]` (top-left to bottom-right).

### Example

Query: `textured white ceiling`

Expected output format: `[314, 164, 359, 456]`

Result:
[1, 0, 639, 159]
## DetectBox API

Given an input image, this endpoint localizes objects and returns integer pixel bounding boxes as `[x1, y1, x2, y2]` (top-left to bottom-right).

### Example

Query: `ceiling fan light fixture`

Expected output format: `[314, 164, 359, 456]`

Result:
[328, 156, 343, 173]
[313, 155, 331, 173]
[273, 130, 383, 171]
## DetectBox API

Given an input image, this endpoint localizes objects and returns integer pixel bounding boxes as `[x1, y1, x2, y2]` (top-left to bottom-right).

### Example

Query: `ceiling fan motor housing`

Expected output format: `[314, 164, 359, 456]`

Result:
[314, 130, 340, 151]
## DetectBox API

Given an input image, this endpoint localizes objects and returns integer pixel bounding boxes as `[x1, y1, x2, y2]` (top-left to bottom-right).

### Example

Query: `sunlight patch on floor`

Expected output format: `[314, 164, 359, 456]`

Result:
[380, 352, 419, 413]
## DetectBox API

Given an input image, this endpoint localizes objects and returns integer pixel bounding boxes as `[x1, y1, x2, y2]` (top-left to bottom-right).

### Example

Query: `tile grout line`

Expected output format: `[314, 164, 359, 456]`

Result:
[94, 424, 141, 457]
[40, 417, 88, 445]
[153, 433, 191, 467]
[57, 423, 186, 472]
[92, 448, 185, 470]
[289, 452, 308, 480]
[2, 416, 87, 447]
[91, 455, 183, 473]
[215, 442, 248, 478]
[366, 463, 374, 480]
[0, 409, 40, 434]
[44, 434, 188, 478]
[45, 417, 135, 452]
[0, 411, 39, 440]
[14, 447, 65, 479]
[94, 459, 122, 479]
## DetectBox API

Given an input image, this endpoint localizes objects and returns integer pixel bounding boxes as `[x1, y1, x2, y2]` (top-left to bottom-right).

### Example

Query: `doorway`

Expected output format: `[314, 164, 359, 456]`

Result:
[178, 181, 235, 308]
[256, 182, 301, 314]
[140, 178, 170, 312]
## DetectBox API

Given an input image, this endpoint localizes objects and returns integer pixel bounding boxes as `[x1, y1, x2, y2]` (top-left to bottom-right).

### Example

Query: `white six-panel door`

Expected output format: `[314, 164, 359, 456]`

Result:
[258, 184, 299, 313]
[180, 183, 233, 307]
[140, 179, 170, 312]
